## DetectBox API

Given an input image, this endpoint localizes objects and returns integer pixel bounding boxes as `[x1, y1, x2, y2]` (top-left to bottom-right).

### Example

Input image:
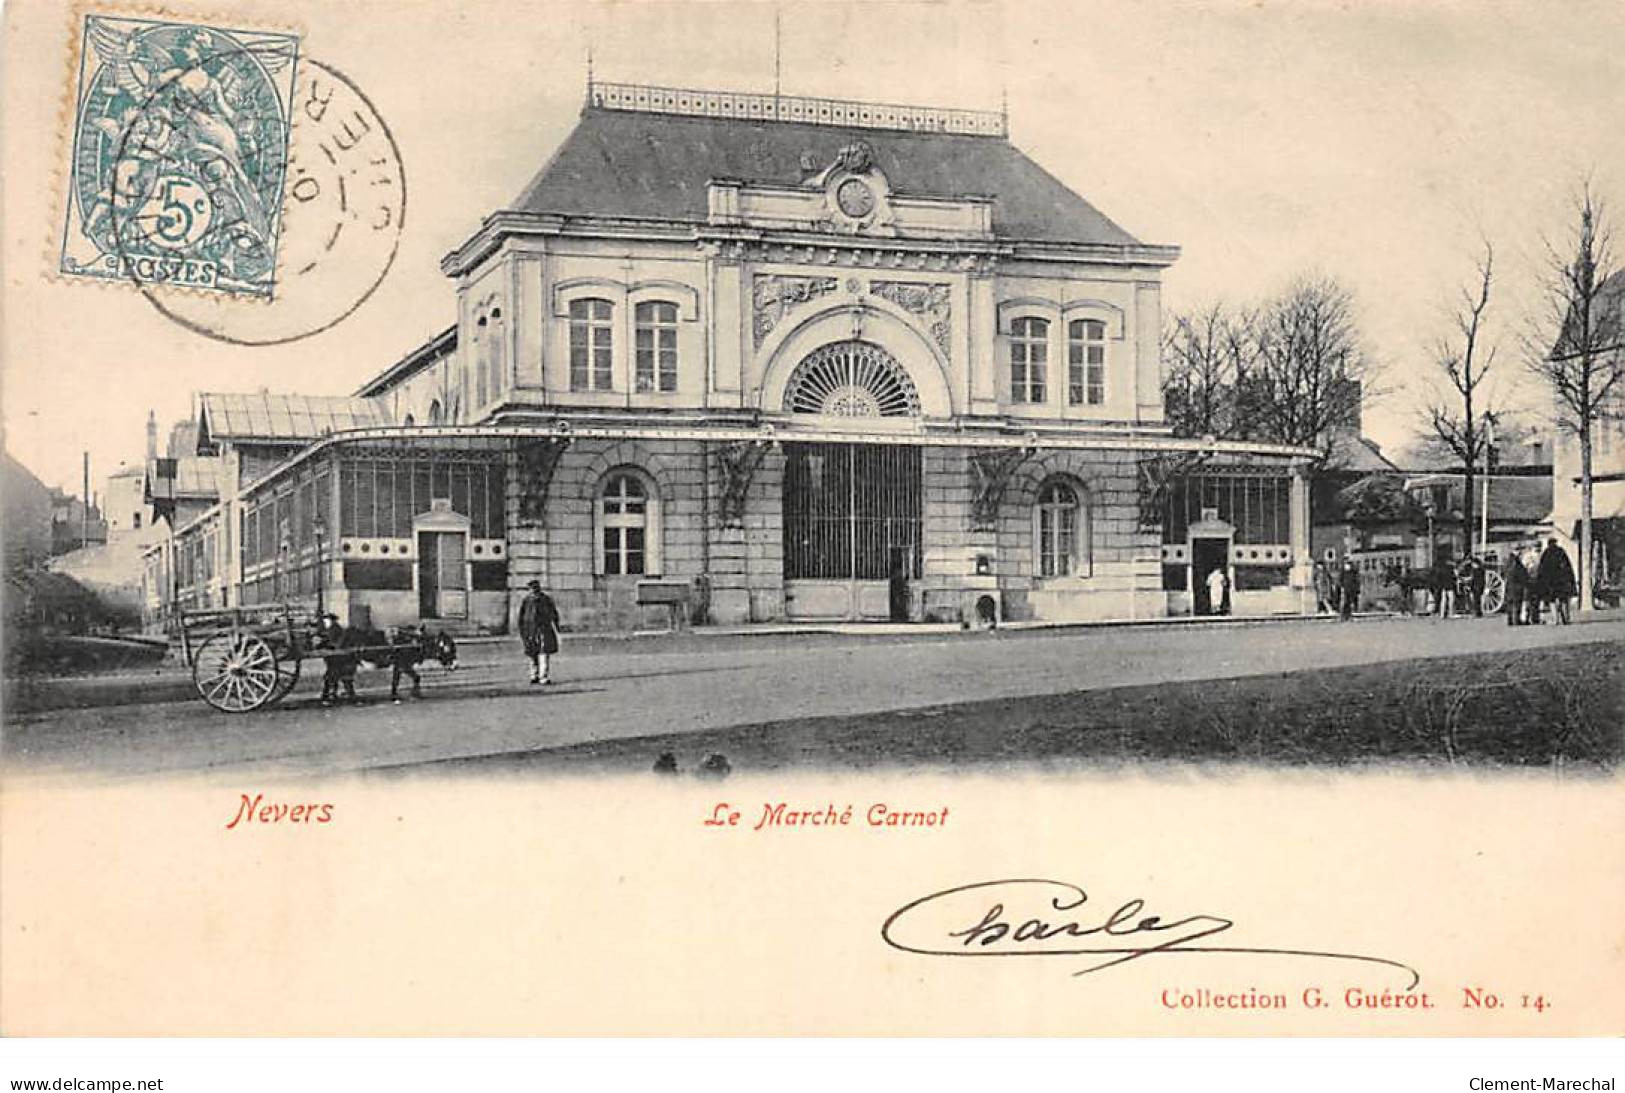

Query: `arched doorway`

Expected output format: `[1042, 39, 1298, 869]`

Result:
[781, 341, 922, 621]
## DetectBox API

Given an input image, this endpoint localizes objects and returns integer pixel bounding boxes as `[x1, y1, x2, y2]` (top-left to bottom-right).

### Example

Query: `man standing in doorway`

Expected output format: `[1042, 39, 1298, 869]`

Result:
[518, 579, 561, 685]
[1205, 565, 1230, 617]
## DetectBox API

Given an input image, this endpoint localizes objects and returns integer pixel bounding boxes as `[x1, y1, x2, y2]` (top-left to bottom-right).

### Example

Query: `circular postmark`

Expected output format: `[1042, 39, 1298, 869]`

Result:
[110, 53, 406, 346]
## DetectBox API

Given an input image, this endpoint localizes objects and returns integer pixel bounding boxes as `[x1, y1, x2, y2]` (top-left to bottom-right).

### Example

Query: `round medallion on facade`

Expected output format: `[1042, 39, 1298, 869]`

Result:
[835, 178, 876, 219]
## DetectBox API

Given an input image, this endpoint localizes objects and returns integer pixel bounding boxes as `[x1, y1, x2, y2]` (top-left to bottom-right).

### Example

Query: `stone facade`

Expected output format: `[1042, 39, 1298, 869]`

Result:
[497, 433, 1167, 630]
[146, 84, 1318, 633]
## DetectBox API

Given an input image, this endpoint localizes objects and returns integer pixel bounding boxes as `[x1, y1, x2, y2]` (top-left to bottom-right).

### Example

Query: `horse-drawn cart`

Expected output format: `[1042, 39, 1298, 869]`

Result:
[178, 604, 459, 713]
[178, 604, 319, 713]
[1377, 560, 1505, 615]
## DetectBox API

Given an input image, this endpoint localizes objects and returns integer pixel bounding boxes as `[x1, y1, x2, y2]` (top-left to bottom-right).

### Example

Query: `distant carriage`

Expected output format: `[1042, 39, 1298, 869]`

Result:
[1371, 556, 1505, 615]
[177, 604, 456, 713]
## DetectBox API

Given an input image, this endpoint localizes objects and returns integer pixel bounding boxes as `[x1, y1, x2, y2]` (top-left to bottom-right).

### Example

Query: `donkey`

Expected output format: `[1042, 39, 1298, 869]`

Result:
[354, 625, 459, 702]
[317, 622, 457, 704]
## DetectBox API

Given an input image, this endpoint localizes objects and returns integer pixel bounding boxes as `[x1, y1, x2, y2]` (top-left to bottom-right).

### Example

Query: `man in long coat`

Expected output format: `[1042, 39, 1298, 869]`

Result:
[1467, 555, 1486, 617]
[1338, 558, 1360, 621]
[1536, 538, 1577, 625]
[518, 579, 561, 685]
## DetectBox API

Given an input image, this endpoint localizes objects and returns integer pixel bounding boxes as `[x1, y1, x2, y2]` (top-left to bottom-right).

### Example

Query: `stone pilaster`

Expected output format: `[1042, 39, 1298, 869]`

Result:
[505, 446, 549, 633]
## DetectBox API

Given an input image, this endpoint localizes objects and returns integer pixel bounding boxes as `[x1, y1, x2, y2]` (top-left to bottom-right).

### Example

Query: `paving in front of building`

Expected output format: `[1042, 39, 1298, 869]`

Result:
[141, 79, 1320, 643]
[10, 615, 1620, 779]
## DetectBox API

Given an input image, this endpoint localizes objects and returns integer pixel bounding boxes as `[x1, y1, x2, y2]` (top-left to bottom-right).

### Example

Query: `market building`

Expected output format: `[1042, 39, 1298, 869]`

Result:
[146, 81, 1318, 633]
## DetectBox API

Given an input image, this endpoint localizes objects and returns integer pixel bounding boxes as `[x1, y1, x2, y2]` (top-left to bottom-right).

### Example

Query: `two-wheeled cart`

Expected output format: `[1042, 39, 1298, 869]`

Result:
[178, 603, 317, 713]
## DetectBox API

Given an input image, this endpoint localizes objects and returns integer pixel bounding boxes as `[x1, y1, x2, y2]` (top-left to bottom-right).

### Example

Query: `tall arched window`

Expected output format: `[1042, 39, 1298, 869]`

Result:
[1010, 317, 1048, 403]
[1068, 319, 1106, 406]
[570, 298, 614, 391]
[1034, 478, 1088, 578]
[635, 301, 679, 393]
[427, 399, 443, 424]
[596, 469, 661, 576]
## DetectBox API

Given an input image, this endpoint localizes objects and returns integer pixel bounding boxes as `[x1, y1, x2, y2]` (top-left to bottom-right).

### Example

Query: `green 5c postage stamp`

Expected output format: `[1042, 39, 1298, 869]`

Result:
[59, 14, 299, 296]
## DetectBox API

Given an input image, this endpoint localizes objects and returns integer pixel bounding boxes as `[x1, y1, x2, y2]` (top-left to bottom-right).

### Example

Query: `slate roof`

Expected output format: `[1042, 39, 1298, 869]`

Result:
[196, 393, 387, 446]
[510, 105, 1144, 247]
[1323, 429, 1401, 474]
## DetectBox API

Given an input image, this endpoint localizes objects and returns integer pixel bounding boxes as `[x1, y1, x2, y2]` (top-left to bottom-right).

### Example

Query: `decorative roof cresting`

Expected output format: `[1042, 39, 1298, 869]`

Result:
[588, 81, 1008, 137]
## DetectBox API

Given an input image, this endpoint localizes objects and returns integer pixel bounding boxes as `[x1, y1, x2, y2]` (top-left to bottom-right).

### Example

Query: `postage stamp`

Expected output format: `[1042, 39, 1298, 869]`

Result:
[58, 13, 300, 297]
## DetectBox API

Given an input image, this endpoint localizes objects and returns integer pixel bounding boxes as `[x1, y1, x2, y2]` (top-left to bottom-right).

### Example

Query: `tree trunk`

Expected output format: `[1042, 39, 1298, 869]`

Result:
[1579, 426, 1594, 612]
[1463, 469, 1475, 558]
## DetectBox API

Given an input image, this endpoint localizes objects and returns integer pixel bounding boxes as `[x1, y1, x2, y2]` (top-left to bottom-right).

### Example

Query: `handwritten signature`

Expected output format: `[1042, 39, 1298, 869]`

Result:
[881, 878, 1419, 989]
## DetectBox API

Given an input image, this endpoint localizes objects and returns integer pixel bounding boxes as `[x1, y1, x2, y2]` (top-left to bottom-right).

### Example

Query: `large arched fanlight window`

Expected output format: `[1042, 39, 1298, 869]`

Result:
[783, 340, 920, 417]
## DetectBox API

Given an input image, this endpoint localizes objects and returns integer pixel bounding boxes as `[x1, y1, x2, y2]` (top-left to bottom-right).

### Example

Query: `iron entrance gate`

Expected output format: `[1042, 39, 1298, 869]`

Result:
[782, 442, 922, 620]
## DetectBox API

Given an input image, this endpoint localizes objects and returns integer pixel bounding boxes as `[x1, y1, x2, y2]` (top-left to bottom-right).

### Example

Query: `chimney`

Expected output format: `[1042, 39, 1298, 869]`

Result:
[146, 410, 158, 462]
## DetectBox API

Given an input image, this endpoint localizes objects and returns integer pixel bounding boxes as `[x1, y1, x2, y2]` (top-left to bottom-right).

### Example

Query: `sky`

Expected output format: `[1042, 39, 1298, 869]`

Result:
[3, 0, 1622, 495]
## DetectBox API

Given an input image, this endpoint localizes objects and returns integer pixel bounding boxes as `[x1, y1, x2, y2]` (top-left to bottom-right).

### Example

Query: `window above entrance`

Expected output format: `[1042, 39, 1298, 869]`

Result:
[784, 340, 920, 418]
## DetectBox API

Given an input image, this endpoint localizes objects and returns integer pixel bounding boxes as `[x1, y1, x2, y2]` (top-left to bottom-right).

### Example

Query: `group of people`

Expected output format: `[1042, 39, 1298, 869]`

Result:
[1432, 553, 1487, 618]
[1314, 557, 1367, 620]
[1321, 537, 1579, 624]
[1501, 538, 1577, 626]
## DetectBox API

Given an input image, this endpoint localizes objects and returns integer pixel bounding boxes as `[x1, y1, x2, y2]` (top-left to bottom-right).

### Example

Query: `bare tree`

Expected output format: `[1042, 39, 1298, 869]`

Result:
[1162, 276, 1375, 456]
[1161, 303, 1254, 439]
[1525, 184, 1625, 611]
[1246, 275, 1374, 453]
[1421, 241, 1500, 555]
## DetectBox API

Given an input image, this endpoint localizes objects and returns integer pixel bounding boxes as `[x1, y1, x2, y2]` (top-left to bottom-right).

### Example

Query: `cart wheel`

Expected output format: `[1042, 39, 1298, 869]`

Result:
[267, 653, 302, 706]
[193, 633, 281, 713]
[1481, 570, 1506, 615]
